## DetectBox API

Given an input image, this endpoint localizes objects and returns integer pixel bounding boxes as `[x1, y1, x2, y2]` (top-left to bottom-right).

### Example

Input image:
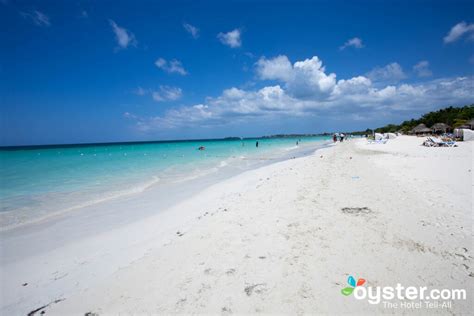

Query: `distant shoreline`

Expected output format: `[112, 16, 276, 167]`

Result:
[0, 134, 330, 151]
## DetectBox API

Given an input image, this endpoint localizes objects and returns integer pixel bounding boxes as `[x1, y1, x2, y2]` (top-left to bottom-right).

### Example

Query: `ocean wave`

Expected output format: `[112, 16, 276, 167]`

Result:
[170, 166, 220, 183]
[0, 176, 161, 231]
[219, 160, 228, 167]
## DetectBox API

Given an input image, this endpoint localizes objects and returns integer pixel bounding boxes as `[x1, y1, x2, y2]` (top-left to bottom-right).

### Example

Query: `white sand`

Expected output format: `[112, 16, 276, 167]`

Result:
[2, 136, 472, 315]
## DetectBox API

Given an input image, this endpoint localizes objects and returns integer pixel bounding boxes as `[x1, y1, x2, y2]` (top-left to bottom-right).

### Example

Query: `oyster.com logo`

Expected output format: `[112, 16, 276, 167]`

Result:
[341, 275, 366, 296]
[339, 275, 466, 309]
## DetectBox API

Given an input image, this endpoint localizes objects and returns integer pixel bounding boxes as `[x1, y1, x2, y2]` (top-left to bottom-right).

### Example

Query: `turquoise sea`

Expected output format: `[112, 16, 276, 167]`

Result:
[0, 136, 330, 228]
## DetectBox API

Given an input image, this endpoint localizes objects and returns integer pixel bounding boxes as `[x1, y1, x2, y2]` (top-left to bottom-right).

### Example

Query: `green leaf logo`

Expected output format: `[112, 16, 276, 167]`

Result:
[341, 287, 354, 296]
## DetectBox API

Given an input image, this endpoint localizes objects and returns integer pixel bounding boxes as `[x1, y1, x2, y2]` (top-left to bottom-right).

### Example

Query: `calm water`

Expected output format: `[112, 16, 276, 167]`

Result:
[0, 136, 329, 228]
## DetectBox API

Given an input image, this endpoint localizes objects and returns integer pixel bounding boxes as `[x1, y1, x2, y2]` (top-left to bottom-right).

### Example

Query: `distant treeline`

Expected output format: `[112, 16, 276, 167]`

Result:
[351, 104, 474, 135]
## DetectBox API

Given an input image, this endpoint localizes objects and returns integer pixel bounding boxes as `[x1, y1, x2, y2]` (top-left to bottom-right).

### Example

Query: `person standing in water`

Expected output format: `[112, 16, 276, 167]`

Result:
[256, 141, 259, 148]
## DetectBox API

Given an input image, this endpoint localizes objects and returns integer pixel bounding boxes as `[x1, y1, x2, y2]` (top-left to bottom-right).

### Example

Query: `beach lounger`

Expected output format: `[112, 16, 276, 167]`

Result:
[422, 139, 436, 147]
[424, 137, 457, 147]
[429, 137, 457, 147]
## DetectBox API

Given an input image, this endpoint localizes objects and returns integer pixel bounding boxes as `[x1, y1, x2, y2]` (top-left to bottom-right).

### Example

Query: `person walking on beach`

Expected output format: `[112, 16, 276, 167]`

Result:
[333, 134, 337, 143]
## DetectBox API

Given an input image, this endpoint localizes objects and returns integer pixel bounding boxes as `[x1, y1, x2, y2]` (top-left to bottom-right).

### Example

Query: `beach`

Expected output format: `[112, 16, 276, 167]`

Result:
[1, 136, 472, 315]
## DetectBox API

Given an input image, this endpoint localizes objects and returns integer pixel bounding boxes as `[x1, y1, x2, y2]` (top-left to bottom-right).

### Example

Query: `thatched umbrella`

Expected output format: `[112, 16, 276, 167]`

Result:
[431, 123, 451, 134]
[411, 123, 432, 135]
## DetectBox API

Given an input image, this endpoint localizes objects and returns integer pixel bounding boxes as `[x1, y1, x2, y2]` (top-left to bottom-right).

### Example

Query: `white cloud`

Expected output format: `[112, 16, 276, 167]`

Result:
[413, 60, 432, 77]
[255, 55, 293, 81]
[109, 20, 137, 49]
[339, 37, 364, 50]
[443, 21, 474, 43]
[290, 57, 337, 97]
[367, 62, 407, 83]
[20, 10, 50, 27]
[256, 55, 336, 98]
[332, 76, 372, 96]
[152, 86, 182, 102]
[127, 55, 473, 131]
[217, 29, 241, 48]
[183, 22, 199, 39]
[155, 58, 187, 75]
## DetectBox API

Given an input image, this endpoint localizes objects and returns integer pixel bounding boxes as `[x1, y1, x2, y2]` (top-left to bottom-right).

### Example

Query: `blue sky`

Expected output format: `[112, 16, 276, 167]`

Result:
[1, 0, 473, 145]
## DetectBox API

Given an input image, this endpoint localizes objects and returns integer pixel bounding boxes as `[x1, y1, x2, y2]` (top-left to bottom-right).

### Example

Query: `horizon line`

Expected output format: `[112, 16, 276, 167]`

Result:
[0, 133, 338, 150]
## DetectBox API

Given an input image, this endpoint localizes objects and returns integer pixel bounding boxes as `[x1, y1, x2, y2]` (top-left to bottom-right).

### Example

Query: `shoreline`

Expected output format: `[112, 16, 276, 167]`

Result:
[0, 138, 330, 232]
[2, 136, 472, 314]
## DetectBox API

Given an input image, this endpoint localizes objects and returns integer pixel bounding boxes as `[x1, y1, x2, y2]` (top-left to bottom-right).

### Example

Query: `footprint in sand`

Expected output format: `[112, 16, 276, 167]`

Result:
[341, 206, 372, 216]
[226, 268, 236, 275]
[244, 283, 267, 296]
[175, 298, 187, 309]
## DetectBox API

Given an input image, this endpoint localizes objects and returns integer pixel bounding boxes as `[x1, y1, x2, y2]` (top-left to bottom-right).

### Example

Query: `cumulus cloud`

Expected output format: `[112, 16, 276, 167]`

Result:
[152, 86, 182, 102]
[413, 60, 432, 77]
[255, 55, 293, 81]
[289, 57, 337, 98]
[339, 37, 364, 50]
[332, 76, 372, 96]
[367, 62, 407, 83]
[109, 20, 137, 49]
[256, 55, 336, 98]
[217, 29, 242, 48]
[20, 10, 50, 27]
[126, 55, 473, 132]
[183, 22, 199, 39]
[155, 58, 187, 75]
[443, 21, 474, 43]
